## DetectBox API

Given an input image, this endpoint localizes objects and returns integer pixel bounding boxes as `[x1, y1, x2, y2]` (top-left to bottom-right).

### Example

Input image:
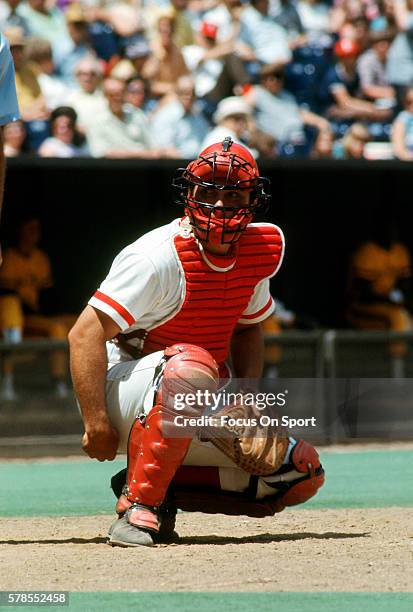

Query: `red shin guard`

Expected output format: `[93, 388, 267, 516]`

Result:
[125, 344, 219, 521]
[126, 406, 192, 508]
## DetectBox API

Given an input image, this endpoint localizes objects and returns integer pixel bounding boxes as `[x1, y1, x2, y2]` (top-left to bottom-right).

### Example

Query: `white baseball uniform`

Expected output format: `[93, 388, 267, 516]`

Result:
[89, 217, 291, 498]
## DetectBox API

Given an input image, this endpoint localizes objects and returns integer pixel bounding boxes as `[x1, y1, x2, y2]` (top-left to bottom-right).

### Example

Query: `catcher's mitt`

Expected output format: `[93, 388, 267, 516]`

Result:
[200, 397, 289, 476]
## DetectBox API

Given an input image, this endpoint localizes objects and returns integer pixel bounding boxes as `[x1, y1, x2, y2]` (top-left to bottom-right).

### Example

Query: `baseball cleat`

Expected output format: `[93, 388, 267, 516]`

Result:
[108, 513, 155, 548]
[108, 503, 179, 546]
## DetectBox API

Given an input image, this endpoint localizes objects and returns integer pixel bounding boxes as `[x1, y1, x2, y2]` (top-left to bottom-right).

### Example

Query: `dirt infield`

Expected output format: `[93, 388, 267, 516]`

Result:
[1, 507, 411, 592]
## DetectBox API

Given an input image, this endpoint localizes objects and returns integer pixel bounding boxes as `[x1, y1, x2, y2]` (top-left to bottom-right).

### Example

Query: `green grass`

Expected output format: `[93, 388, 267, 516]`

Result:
[1, 592, 412, 612]
[0, 450, 412, 517]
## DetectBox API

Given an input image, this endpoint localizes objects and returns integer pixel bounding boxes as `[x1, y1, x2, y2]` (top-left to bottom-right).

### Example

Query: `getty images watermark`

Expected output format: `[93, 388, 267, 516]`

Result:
[172, 389, 317, 429]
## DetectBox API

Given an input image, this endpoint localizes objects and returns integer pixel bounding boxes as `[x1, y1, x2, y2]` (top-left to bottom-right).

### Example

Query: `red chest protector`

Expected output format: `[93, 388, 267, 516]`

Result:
[142, 223, 284, 370]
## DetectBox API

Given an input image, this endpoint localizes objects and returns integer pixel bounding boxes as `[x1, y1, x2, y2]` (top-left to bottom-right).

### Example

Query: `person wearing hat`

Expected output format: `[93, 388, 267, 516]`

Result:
[0, 30, 20, 266]
[318, 37, 392, 121]
[25, 37, 72, 111]
[357, 30, 396, 105]
[200, 95, 256, 156]
[4, 26, 48, 122]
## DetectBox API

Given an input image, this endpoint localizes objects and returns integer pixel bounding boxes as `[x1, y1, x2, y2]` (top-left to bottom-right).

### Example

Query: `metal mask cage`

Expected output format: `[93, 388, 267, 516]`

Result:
[171, 149, 271, 243]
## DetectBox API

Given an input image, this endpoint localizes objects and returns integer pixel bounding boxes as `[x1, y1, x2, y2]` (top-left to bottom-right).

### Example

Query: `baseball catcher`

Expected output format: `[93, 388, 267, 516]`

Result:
[69, 137, 325, 547]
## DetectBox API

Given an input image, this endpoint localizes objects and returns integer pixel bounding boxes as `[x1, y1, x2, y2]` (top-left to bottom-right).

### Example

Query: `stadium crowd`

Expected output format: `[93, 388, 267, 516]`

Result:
[2, 0, 413, 159]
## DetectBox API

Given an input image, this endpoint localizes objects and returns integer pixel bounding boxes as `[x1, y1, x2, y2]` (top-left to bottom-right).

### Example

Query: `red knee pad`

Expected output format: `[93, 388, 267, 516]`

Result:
[161, 343, 219, 414]
[277, 440, 325, 509]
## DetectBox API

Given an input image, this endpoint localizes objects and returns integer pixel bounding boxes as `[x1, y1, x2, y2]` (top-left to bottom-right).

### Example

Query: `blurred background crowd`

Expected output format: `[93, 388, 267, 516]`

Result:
[3, 0, 413, 160]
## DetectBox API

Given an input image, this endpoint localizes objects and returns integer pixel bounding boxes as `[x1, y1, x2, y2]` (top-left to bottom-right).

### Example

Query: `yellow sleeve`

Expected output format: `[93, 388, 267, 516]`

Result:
[351, 244, 380, 281]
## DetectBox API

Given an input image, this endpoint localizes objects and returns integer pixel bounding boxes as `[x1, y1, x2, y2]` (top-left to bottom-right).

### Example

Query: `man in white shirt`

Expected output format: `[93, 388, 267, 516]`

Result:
[239, 0, 292, 65]
[149, 76, 210, 158]
[66, 56, 107, 135]
[85, 77, 153, 158]
[69, 137, 324, 546]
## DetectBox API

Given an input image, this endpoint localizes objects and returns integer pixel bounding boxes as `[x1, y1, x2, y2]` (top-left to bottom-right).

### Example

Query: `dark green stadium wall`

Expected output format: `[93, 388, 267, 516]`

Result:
[2, 159, 413, 326]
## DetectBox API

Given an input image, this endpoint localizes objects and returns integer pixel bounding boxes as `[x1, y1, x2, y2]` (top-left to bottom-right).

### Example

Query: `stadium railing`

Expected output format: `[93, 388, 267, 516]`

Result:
[1, 331, 412, 443]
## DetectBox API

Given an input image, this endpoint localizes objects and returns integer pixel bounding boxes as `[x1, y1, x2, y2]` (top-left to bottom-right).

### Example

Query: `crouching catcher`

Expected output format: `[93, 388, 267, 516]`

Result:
[68, 138, 325, 548]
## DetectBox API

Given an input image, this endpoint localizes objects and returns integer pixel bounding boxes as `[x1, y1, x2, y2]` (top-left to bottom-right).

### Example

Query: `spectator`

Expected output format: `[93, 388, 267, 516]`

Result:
[239, 0, 292, 66]
[5, 27, 48, 122]
[248, 128, 278, 158]
[125, 77, 149, 112]
[333, 121, 370, 157]
[386, 0, 413, 94]
[66, 56, 107, 134]
[142, 12, 189, 99]
[182, 21, 249, 110]
[25, 37, 71, 111]
[2, 119, 32, 156]
[330, 0, 371, 35]
[349, 16, 373, 52]
[357, 29, 396, 104]
[85, 2, 143, 40]
[123, 36, 152, 79]
[296, 0, 333, 43]
[0, 0, 29, 34]
[170, 0, 195, 48]
[38, 106, 89, 158]
[203, 0, 245, 43]
[391, 86, 413, 159]
[272, 0, 307, 48]
[16, 0, 72, 63]
[149, 75, 210, 158]
[347, 223, 413, 372]
[109, 58, 138, 82]
[318, 37, 392, 121]
[0, 217, 76, 398]
[200, 95, 256, 155]
[57, 3, 95, 86]
[245, 63, 329, 151]
[86, 77, 155, 158]
[108, 36, 152, 86]
[310, 126, 335, 158]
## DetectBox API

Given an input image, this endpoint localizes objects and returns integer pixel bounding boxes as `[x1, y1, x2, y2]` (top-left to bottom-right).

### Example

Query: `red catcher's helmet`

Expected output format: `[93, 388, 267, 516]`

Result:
[172, 137, 271, 245]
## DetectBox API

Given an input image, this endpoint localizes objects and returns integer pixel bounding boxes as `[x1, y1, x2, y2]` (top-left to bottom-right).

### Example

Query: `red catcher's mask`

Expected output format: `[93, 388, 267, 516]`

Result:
[172, 137, 271, 245]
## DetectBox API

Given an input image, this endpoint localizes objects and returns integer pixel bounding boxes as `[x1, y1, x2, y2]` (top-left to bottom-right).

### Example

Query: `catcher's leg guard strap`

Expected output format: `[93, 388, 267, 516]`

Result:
[126, 344, 219, 509]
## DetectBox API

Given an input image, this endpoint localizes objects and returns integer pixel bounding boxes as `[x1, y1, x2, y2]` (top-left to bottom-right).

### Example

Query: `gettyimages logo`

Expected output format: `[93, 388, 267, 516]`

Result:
[173, 390, 288, 412]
